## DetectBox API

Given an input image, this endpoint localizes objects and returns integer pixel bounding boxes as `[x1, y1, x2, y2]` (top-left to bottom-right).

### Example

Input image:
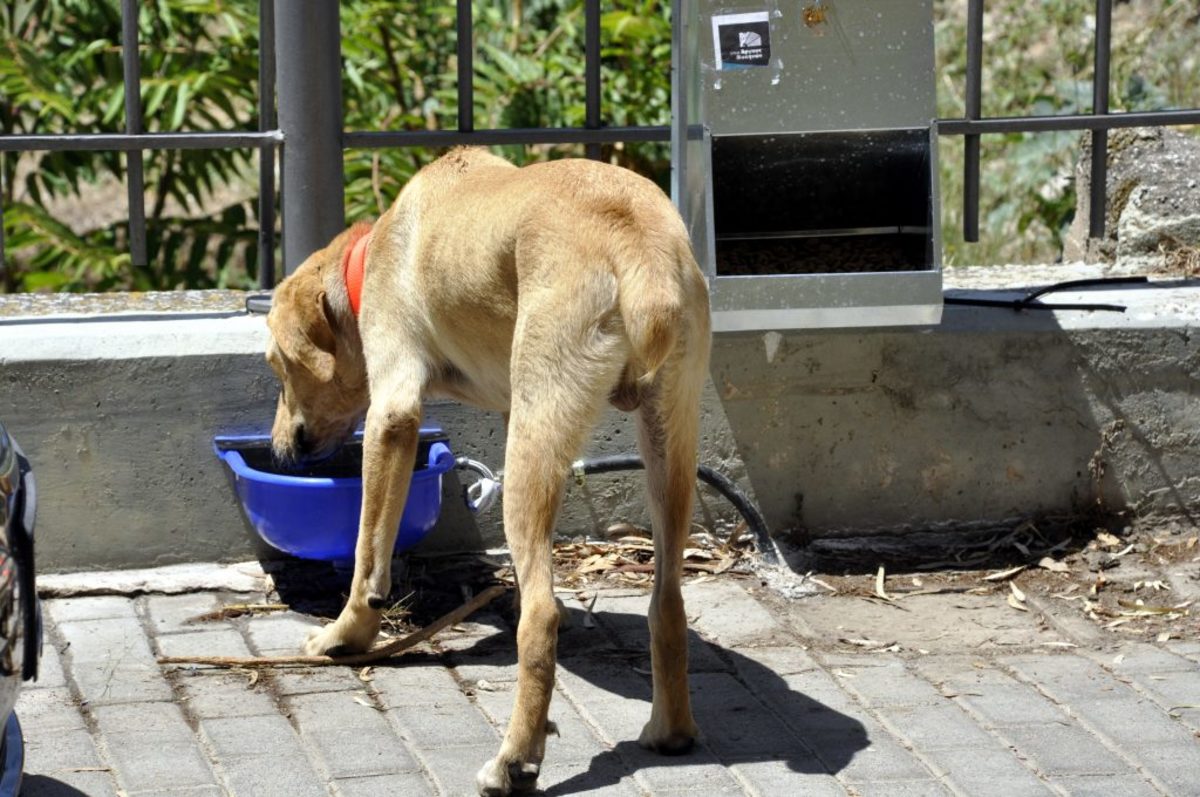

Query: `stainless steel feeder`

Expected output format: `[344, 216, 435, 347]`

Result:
[671, 0, 943, 331]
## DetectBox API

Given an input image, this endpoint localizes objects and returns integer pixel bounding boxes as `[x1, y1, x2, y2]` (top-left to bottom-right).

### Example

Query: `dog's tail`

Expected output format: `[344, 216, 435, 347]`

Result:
[617, 240, 694, 384]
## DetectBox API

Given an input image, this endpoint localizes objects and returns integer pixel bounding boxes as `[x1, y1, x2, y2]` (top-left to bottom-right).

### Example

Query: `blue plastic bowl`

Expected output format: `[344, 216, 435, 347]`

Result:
[214, 428, 454, 562]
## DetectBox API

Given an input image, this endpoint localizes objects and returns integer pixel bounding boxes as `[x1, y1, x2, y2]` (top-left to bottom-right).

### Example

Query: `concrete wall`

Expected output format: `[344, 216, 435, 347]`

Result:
[2, 280, 1197, 571]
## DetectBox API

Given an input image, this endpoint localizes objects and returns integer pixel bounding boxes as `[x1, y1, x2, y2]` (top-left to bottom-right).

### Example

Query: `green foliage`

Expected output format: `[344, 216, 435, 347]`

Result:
[1, 0, 1195, 290]
[935, 0, 1200, 266]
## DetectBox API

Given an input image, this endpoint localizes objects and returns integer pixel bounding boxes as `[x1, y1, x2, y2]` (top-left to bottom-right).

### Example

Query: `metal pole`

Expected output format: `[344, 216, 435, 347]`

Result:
[1089, 0, 1112, 238]
[274, 0, 345, 276]
[457, 0, 474, 134]
[258, 0, 277, 288]
[963, 0, 983, 243]
[120, 0, 148, 267]
[584, 0, 602, 160]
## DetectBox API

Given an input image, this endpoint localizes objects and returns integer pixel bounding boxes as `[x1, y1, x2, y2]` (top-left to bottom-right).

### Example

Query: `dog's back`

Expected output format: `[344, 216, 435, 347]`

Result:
[390, 149, 710, 411]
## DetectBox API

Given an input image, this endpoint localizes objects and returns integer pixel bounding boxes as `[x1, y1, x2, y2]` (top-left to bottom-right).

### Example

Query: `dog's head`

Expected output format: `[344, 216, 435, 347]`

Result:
[265, 226, 371, 464]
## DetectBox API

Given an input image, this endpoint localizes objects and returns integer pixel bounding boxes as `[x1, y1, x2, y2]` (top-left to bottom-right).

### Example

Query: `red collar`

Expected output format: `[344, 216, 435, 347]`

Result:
[342, 230, 373, 316]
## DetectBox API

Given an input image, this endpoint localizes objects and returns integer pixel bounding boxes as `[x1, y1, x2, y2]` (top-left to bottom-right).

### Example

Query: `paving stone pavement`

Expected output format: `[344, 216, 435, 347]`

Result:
[15, 574, 1200, 796]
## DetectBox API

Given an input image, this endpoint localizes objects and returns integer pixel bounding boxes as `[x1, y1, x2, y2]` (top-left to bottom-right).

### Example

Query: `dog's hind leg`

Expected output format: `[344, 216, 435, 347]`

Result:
[304, 378, 424, 656]
[635, 352, 705, 755]
[476, 294, 626, 797]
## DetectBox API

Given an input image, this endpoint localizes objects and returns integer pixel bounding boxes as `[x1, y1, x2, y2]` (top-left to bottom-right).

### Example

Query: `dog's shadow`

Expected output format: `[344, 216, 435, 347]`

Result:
[433, 605, 869, 795]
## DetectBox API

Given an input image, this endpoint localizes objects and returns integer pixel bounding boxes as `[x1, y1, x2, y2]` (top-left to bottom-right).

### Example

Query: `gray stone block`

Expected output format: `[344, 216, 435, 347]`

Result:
[876, 702, 998, 751]
[145, 593, 222, 636]
[46, 596, 138, 624]
[334, 772, 438, 797]
[274, 666, 365, 697]
[172, 669, 281, 719]
[389, 697, 500, 749]
[954, 682, 1068, 727]
[289, 691, 419, 778]
[220, 755, 329, 797]
[199, 714, 307, 761]
[689, 672, 808, 761]
[681, 579, 786, 648]
[421, 744, 516, 796]
[15, 688, 87, 732]
[620, 744, 744, 794]
[925, 747, 1053, 797]
[554, 658, 653, 744]
[243, 613, 321, 656]
[1003, 654, 1130, 703]
[1066, 696, 1197, 747]
[91, 702, 219, 791]
[22, 726, 103, 773]
[1001, 722, 1132, 777]
[472, 682, 609, 765]
[56, 617, 174, 706]
[728, 761, 845, 797]
[535, 759, 642, 796]
[21, 771, 121, 797]
[837, 661, 946, 708]
[1129, 742, 1200, 795]
[833, 736, 935, 784]
[850, 781, 955, 797]
[1051, 775, 1161, 797]
[1100, 642, 1200, 673]
[156, 627, 253, 659]
[372, 662, 468, 706]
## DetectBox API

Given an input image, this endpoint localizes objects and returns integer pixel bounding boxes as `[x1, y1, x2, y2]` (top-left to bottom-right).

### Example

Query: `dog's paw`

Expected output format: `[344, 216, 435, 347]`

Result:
[303, 621, 374, 657]
[475, 757, 540, 797]
[638, 719, 699, 756]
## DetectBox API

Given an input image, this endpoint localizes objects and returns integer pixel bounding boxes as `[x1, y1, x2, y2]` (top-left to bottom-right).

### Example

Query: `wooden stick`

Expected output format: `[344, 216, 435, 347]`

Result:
[157, 585, 509, 669]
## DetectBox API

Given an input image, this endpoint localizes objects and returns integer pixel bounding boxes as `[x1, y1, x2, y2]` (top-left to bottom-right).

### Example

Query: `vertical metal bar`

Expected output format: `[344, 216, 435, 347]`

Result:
[120, 0, 148, 267]
[258, 0, 277, 288]
[1089, 0, 1113, 238]
[669, 0, 685, 209]
[457, 0, 474, 133]
[962, 0, 983, 243]
[584, 0, 602, 160]
[274, 0, 345, 275]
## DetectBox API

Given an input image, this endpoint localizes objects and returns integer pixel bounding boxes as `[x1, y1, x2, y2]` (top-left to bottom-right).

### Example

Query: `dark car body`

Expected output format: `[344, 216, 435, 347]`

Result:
[0, 421, 40, 794]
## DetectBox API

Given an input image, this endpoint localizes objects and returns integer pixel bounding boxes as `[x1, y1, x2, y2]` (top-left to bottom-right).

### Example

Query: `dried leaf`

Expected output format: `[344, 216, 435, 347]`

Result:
[1007, 593, 1030, 612]
[1010, 582, 1027, 603]
[875, 566, 891, 601]
[1096, 531, 1122, 548]
[984, 565, 1026, 582]
[1112, 544, 1136, 559]
[247, 669, 260, 687]
[1037, 557, 1069, 573]
[353, 696, 385, 712]
[358, 666, 374, 682]
[475, 679, 497, 692]
[840, 637, 883, 648]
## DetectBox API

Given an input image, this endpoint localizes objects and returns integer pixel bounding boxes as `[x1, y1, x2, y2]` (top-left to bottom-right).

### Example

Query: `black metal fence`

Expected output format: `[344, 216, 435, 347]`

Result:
[1, 0, 1197, 289]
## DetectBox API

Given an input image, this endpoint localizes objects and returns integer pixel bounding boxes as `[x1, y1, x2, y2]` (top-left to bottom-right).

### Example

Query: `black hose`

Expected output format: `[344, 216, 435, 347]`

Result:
[944, 275, 1149, 313]
[574, 454, 779, 566]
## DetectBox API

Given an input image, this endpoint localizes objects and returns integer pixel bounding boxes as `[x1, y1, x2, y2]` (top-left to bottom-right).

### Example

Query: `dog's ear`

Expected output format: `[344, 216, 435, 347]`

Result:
[271, 282, 337, 383]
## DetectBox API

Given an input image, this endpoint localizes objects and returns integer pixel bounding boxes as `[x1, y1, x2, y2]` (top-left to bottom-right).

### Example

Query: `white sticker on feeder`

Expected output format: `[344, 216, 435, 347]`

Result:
[711, 11, 772, 70]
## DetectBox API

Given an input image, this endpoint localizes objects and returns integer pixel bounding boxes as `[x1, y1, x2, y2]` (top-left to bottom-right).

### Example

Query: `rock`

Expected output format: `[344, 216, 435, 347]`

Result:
[1063, 127, 1200, 275]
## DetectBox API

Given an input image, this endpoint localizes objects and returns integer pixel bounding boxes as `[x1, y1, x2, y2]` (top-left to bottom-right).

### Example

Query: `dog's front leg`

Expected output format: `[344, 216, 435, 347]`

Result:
[305, 395, 422, 656]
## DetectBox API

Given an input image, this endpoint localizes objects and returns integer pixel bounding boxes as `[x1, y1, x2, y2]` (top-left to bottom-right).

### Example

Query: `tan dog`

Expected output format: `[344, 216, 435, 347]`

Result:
[265, 148, 711, 796]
